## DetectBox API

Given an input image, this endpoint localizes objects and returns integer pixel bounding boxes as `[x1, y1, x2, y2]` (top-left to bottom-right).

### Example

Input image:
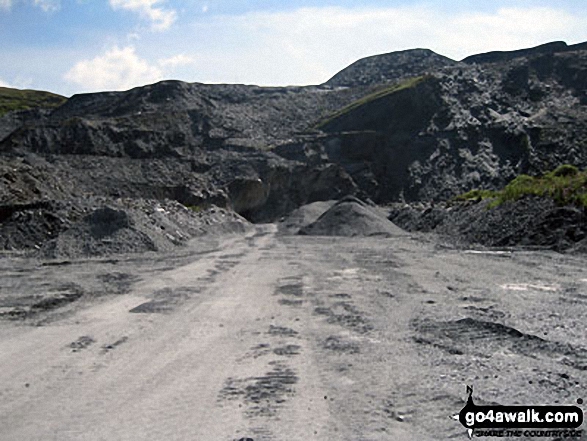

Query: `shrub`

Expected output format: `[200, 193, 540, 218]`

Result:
[454, 165, 587, 208]
[546, 164, 579, 178]
[0, 86, 67, 116]
[315, 75, 430, 129]
[453, 189, 496, 201]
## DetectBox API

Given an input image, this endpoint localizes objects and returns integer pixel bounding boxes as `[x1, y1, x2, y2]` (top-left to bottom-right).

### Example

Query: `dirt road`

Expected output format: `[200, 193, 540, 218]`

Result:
[1, 226, 585, 440]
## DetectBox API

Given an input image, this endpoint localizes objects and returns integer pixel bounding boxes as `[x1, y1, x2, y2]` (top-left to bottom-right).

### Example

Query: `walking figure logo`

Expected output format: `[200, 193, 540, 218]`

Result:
[452, 384, 583, 439]
[451, 385, 475, 439]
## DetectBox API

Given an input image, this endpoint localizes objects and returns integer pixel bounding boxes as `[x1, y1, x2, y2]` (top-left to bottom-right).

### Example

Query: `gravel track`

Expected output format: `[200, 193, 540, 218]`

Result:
[0, 227, 585, 440]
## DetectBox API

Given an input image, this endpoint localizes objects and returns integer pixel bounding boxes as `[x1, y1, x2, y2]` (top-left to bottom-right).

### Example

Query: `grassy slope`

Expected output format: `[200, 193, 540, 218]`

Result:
[455, 165, 587, 208]
[315, 75, 429, 129]
[0, 87, 67, 117]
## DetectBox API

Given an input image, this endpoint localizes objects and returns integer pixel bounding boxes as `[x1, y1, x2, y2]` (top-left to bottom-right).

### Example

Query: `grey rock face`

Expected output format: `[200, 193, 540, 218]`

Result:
[462, 40, 587, 64]
[388, 196, 587, 251]
[1, 41, 587, 253]
[299, 196, 403, 237]
[228, 178, 269, 215]
[324, 49, 457, 88]
[1, 80, 366, 155]
[308, 49, 587, 202]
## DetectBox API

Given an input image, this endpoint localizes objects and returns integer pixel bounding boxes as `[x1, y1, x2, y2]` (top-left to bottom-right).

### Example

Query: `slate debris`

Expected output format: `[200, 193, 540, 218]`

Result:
[388, 196, 587, 251]
[299, 196, 404, 237]
[1, 41, 587, 253]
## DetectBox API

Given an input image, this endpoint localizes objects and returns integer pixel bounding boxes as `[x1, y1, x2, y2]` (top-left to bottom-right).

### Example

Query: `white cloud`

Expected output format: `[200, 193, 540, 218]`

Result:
[181, 5, 587, 86]
[33, 0, 59, 12]
[109, 0, 177, 31]
[0, 76, 33, 89]
[48, 4, 587, 95]
[0, 0, 59, 11]
[158, 54, 194, 68]
[64, 46, 165, 92]
[440, 7, 582, 59]
[63, 46, 195, 92]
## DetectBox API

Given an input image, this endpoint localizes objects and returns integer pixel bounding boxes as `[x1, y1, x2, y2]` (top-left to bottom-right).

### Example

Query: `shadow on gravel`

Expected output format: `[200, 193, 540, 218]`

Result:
[219, 363, 299, 418]
[322, 335, 361, 354]
[278, 299, 304, 307]
[314, 302, 373, 334]
[69, 335, 95, 352]
[97, 272, 138, 295]
[275, 284, 303, 297]
[0, 282, 84, 319]
[129, 286, 198, 314]
[273, 345, 301, 357]
[268, 325, 299, 337]
[414, 317, 587, 371]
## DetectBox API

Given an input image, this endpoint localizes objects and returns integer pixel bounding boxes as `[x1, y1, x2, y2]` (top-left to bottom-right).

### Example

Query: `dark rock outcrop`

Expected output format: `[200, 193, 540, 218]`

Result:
[462, 41, 587, 64]
[389, 196, 587, 251]
[324, 49, 457, 88]
[1, 80, 366, 155]
[299, 47, 587, 202]
[1, 41, 587, 253]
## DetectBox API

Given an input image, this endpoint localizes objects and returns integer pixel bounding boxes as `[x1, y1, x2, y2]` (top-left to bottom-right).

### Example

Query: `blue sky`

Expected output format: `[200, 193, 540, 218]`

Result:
[0, 0, 586, 96]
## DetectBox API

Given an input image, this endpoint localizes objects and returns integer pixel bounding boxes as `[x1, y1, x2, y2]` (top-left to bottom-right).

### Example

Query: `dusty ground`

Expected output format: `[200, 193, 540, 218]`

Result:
[0, 226, 585, 440]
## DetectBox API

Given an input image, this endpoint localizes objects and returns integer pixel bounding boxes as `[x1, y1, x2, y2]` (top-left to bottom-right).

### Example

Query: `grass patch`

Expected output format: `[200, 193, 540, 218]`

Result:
[454, 164, 587, 208]
[186, 205, 204, 213]
[453, 189, 497, 202]
[315, 75, 430, 129]
[186, 203, 217, 213]
[0, 86, 67, 117]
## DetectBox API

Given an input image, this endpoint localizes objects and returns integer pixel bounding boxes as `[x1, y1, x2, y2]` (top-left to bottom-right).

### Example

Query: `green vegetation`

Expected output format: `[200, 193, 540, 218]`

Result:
[186, 205, 204, 213]
[453, 189, 496, 202]
[315, 75, 430, 129]
[454, 164, 587, 208]
[0, 86, 67, 117]
[187, 203, 219, 213]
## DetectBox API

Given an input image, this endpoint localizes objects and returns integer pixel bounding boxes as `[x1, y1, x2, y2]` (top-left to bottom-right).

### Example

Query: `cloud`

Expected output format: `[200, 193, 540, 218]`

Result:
[439, 7, 583, 58]
[0, 0, 59, 11]
[178, 5, 587, 86]
[48, 4, 587, 95]
[109, 0, 177, 31]
[0, 75, 33, 90]
[63, 46, 195, 92]
[33, 0, 59, 12]
[158, 54, 195, 68]
[64, 46, 165, 92]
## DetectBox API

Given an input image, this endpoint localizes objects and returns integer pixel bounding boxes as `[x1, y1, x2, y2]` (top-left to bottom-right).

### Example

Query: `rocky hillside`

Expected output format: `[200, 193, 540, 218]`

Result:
[0, 87, 66, 141]
[2, 81, 366, 155]
[1, 40, 586, 255]
[0, 87, 66, 117]
[324, 48, 456, 88]
[388, 164, 587, 252]
[462, 40, 587, 64]
[278, 43, 587, 202]
[0, 81, 366, 217]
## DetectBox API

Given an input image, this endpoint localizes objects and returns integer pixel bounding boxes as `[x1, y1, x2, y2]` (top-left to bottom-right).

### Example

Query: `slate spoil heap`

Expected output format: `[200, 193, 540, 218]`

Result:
[299, 197, 404, 238]
[1, 40, 586, 255]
